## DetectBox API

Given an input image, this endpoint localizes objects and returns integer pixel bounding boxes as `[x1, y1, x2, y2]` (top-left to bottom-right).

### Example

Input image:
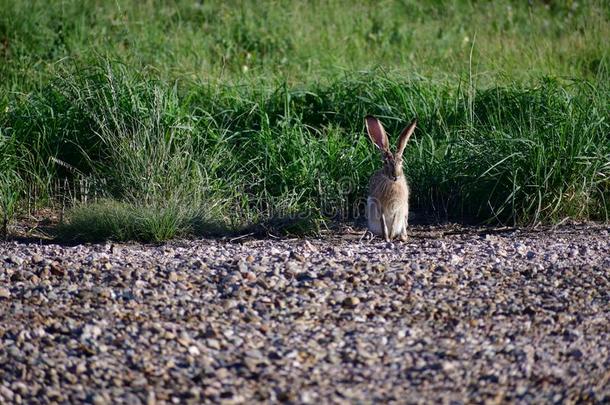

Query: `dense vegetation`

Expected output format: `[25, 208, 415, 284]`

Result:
[1, 0, 608, 241]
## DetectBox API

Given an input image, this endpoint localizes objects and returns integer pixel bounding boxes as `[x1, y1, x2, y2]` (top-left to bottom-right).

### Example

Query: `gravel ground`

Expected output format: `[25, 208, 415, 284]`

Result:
[1, 223, 609, 404]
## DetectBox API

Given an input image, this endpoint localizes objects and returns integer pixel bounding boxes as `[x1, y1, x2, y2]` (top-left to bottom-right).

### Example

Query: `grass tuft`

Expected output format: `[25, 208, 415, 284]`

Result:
[58, 199, 232, 243]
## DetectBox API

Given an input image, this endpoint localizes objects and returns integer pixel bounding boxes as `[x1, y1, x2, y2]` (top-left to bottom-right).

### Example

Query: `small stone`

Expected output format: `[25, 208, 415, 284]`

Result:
[204, 386, 219, 397]
[0, 386, 14, 401]
[0, 287, 10, 299]
[92, 394, 107, 405]
[216, 368, 230, 380]
[32, 254, 44, 264]
[75, 362, 87, 374]
[237, 261, 248, 273]
[188, 387, 201, 400]
[49, 261, 64, 276]
[300, 390, 315, 403]
[207, 339, 221, 350]
[343, 296, 360, 308]
[168, 272, 178, 282]
[188, 345, 200, 356]
[332, 291, 347, 303]
[514, 243, 528, 256]
[8, 255, 23, 265]
[46, 388, 61, 399]
[81, 324, 102, 341]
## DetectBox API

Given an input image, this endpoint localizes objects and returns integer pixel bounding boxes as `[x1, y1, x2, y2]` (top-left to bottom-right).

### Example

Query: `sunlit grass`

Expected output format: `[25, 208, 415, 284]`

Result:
[1, 0, 607, 87]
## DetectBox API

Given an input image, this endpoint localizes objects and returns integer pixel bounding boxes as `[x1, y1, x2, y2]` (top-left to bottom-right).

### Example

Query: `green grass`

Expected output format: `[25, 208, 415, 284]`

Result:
[57, 199, 218, 243]
[1, 0, 609, 241]
[0, 133, 23, 238]
[2, 0, 608, 85]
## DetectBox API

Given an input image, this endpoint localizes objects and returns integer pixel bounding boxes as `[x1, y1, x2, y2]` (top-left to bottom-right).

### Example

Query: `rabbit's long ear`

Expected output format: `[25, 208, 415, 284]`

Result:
[396, 119, 417, 158]
[365, 116, 389, 153]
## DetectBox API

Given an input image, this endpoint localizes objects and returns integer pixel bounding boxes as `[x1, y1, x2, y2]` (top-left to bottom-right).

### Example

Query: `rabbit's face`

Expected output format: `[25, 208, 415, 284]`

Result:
[382, 152, 404, 182]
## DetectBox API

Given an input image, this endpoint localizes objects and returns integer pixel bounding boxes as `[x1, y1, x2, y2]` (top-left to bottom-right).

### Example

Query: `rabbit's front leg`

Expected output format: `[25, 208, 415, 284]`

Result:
[381, 213, 390, 242]
[388, 212, 398, 241]
[399, 214, 408, 241]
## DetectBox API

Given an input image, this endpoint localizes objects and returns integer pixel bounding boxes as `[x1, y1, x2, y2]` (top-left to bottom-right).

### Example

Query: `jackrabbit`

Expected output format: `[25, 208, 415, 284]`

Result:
[365, 116, 417, 241]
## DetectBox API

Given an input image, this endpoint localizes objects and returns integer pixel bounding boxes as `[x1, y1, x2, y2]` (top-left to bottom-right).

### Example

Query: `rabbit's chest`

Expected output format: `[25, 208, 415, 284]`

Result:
[368, 179, 409, 207]
[370, 198, 408, 221]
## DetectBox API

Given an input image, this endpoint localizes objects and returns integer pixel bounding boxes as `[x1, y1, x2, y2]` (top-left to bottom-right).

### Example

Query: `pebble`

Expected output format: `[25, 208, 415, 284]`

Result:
[343, 296, 360, 307]
[8, 254, 23, 265]
[32, 254, 44, 264]
[206, 339, 221, 350]
[0, 386, 14, 401]
[92, 394, 108, 405]
[75, 362, 87, 374]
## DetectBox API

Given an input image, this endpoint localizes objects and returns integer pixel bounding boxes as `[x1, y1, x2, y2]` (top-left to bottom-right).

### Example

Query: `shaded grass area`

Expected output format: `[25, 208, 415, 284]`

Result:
[1, 0, 609, 241]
